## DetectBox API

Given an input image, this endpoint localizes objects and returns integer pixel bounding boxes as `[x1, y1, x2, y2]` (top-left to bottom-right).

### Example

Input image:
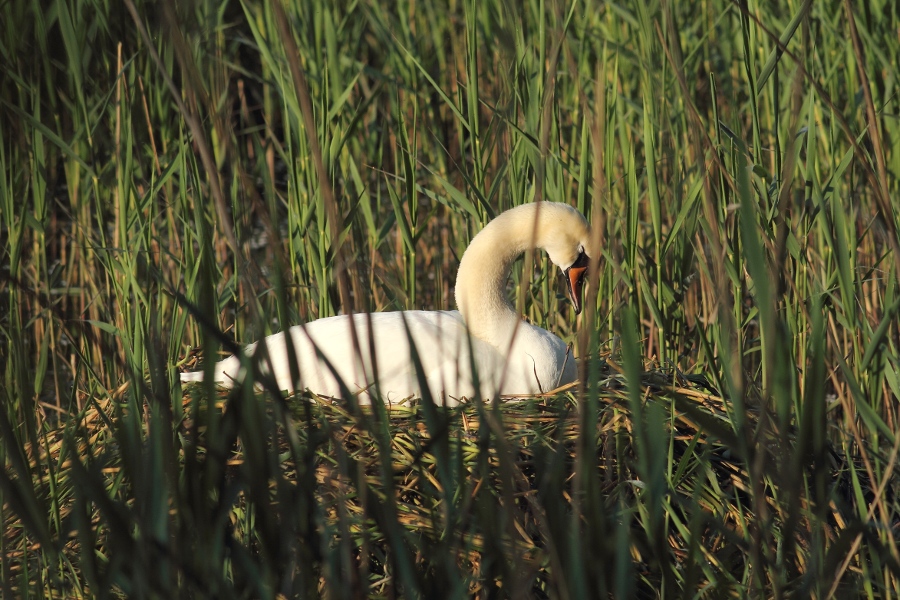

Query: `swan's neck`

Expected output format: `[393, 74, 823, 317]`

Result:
[455, 208, 542, 348]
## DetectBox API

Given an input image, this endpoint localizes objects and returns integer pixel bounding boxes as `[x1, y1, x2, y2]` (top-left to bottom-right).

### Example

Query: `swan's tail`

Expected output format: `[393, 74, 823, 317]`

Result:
[179, 356, 242, 387]
[180, 370, 206, 383]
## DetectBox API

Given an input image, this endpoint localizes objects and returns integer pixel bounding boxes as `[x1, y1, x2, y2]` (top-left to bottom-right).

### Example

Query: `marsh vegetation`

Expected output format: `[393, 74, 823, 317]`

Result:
[1, 0, 899, 597]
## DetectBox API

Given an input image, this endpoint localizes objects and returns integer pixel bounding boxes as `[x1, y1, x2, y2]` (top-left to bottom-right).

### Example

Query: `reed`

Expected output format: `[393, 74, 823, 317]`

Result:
[1, 0, 898, 596]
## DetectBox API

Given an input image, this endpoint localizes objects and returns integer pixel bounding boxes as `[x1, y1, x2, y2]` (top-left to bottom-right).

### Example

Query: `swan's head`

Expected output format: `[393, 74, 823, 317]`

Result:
[456, 202, 597, 324]
[533, 204, 594, 315]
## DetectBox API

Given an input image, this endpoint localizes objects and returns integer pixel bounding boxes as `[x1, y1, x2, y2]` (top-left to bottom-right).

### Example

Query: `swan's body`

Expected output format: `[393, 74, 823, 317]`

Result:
[180, 202, 594, 405]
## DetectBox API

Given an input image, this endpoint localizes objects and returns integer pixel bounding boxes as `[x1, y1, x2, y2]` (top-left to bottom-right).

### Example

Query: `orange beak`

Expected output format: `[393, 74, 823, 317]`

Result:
[564, 253, 590, 315]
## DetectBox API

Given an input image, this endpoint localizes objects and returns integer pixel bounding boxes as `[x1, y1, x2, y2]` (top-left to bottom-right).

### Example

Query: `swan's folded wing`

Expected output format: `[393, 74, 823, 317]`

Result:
[296, 311, 480, 404]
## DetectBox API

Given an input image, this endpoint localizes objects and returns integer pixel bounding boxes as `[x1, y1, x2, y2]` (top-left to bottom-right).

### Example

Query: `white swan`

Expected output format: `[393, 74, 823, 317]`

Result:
[180, 202, 593, 405]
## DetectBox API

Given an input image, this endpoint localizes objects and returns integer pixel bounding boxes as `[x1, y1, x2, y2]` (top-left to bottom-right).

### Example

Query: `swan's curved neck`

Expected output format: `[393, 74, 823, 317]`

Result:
[455, 205, 546, 347]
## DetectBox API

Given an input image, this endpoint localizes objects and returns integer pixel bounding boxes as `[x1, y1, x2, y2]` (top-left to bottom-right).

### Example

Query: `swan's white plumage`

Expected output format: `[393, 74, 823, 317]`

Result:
[180, 202, 593, 405]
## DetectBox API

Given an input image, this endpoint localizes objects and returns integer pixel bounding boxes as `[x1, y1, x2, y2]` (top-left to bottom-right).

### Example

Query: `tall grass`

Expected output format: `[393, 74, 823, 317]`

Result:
[2, 0, 899, 596]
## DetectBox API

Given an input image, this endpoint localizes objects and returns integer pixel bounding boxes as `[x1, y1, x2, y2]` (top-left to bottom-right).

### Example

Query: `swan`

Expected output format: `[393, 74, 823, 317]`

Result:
[180, 202, 593, 405]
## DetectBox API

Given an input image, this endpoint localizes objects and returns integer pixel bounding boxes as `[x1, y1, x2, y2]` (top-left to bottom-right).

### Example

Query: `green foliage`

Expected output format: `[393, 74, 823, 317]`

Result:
[2, 0, 899, 596]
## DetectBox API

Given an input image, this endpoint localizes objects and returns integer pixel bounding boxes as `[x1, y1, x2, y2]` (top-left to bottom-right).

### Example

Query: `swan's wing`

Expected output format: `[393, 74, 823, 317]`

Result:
[495, 323, 576, 396]
[398, 311, 484, 402]
[294, 311, 484, 403]
[183, 312, 573, 402]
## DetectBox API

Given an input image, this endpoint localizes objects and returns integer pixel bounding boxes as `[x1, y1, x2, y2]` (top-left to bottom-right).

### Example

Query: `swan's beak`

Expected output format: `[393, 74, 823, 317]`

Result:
[564, 253, 590, 315]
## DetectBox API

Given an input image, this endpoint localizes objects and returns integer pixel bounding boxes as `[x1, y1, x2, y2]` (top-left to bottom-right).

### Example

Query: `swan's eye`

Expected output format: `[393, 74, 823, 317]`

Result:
[569, 251, 590, 270]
